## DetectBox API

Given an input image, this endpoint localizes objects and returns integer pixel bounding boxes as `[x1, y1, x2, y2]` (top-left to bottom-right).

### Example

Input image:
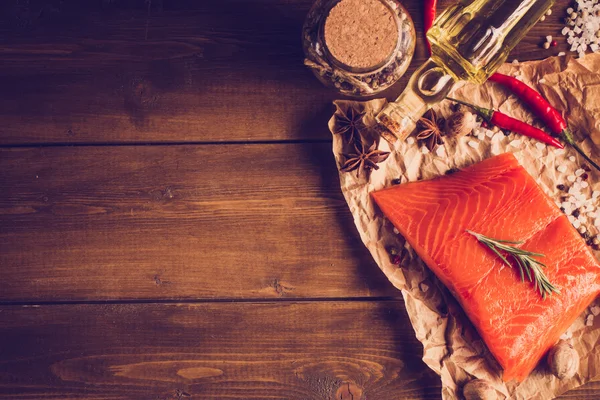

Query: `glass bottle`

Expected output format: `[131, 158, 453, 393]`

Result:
[376, 0, 555, 141]
[302, 0, 416, 97]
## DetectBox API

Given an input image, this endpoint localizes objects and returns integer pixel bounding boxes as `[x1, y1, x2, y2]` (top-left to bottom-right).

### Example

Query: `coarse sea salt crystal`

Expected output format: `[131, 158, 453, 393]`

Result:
[568, 175, 577, 182]
[468, 140, 479, 149]
[510, 139, 522, 147]
[562, 201, 571, 209]
[477, 132, 486, 141]
[582, 181, 590, 188]
[407, 137, 415, 145]
[569, 156, 576, 162]
[557, 165, 568, 173]
[393, 227, 400, 234]
[593, 191, 600, 198]
[421, 146, 430, 154]
[586, 314, 594, 326]
[558, 51, 567, 56]
[576, 168, 586, 176]
[436, 146, 446, 157]
[536, 143, 546, 150]
[560, 330, 573, 340]
[578, 215, 587, 223]
[554, 148, 566, 155]
[486, 130, 494, 138]
[588, 211, 598, 218]
[574, 219, 582, 229]
[568, 215, 577, 223]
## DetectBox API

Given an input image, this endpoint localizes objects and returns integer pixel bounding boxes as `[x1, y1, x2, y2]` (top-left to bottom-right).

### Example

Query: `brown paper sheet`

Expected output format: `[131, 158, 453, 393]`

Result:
[329, 53, 600, 399]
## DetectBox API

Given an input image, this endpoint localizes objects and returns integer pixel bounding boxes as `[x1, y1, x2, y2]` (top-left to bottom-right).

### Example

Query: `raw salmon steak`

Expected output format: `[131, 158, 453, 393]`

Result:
[371, 153, 600, 382]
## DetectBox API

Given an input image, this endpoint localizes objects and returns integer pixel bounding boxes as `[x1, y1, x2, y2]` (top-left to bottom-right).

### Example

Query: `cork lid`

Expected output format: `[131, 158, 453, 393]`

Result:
[323, 0, 399, 71]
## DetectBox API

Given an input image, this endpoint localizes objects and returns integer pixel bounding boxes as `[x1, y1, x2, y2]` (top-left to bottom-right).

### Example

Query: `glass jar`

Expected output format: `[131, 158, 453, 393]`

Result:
[302, 0, 416, 97]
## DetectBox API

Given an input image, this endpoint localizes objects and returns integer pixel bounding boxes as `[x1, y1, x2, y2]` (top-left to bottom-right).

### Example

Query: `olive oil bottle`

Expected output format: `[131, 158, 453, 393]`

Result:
[377, 0, 554, 141]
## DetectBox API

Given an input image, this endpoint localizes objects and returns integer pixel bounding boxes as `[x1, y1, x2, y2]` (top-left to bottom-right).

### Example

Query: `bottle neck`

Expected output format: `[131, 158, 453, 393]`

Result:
[376, 58, 455, 141]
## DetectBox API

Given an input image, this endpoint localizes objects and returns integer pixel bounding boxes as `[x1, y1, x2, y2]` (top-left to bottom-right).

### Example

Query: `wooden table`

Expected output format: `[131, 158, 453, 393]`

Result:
[0, 1, 598, 398]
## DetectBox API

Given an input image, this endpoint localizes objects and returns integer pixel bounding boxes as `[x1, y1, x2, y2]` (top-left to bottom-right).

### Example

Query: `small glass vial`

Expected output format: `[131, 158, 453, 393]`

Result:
[302, 0, 416, 97]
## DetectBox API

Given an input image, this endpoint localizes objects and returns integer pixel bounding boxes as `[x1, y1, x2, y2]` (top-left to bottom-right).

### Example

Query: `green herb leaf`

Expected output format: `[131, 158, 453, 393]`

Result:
[466, 230, 560, 299]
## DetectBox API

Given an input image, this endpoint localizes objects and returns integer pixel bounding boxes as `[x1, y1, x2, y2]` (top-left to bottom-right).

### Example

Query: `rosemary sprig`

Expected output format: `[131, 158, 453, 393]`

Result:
[466, 230, 560, 299]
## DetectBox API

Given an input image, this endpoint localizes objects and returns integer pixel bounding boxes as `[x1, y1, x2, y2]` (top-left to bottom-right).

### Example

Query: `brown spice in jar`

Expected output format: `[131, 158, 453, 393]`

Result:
[324, 0, 398, 70]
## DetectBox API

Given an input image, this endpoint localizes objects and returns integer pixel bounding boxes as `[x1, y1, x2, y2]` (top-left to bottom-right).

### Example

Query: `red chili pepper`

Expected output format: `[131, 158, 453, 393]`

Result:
[424, 0, 437, 54]
[489, 73, 600, 171]
[447, 97, 564, 149]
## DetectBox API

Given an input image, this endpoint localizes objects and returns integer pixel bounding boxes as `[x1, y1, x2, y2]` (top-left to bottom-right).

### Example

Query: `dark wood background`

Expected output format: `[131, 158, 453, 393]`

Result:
[1, 0, 598, 398]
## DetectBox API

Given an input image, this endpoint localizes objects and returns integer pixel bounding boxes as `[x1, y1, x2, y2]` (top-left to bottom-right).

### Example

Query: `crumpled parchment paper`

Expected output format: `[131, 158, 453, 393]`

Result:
[329, 53, 600, 399]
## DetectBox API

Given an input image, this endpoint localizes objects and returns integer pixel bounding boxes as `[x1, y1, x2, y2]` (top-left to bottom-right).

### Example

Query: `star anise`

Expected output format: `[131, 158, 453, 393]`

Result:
[341, 141, 390, 177]
[334, 105, 366, 144]
[416, 109, 444, 151]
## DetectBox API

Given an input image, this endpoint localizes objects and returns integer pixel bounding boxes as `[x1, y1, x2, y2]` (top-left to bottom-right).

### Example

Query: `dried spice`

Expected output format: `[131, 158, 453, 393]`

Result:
[334, 106, 366, 143]
[341, 141, 390, 177]
[416, 109, 444, 151]
[547, 340, 579, 379]
[462, 379, 496, 400]
[445, 111, 477, 137]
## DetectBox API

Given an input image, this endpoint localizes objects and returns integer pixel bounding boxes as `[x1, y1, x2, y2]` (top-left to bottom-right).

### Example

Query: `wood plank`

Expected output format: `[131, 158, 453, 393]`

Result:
[0, 301, 442, 400]
[0, 143, 398, 302]
[0, 300, 597, 399]
[0, 0, 573, 145]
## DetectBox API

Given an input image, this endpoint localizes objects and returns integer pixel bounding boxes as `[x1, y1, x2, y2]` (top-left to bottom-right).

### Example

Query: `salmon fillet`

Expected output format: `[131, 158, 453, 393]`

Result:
[371, 153, 600, 382]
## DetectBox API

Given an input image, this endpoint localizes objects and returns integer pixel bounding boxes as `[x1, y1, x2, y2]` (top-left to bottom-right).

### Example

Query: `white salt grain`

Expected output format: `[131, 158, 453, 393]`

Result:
[468, 140, 479, 149]
[580, 225, 588, 234]
[593, 191, 600, 198]
[557, 165, 568, 173]
[560, 330, 573, 340]
[536, 142, 546, 150]
[436, 146, 446, 157]
[510, 139, 522, 147]
[546, 35, 553, 42]
[558, 51, 567, 56]
[568, 215, 577, 223]
[588, 212, 597, 218]
[393, 227, 399, 234]
[421, 146, 430, 154]
[486, 130, 494, 138]
[576, 168, 586, 176]
[569, 156, 577, 162]
[586, 314, 594, 327]
[574, 219, 582, 229]
[582, 181, 590, 188]
[407, 137, 415, 145]
[568, 175, 577, 182]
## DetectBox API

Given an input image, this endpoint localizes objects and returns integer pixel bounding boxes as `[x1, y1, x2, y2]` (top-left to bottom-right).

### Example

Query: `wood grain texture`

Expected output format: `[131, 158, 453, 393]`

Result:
[0, 301, 442, 400]
[0, 143, 398, 302]
[0, 0, 574, 145]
